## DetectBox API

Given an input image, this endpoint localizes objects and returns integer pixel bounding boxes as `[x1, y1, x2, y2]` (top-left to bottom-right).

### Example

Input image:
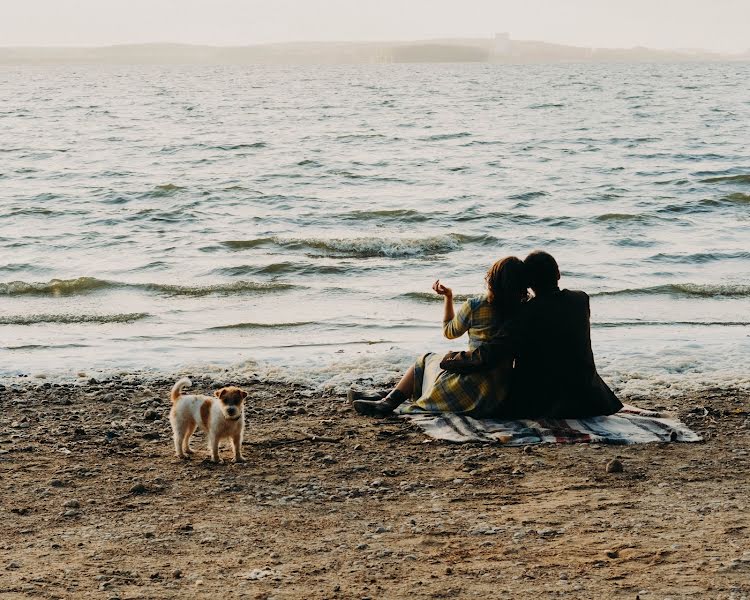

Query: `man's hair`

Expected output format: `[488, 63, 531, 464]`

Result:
[524, 251, 560, 292]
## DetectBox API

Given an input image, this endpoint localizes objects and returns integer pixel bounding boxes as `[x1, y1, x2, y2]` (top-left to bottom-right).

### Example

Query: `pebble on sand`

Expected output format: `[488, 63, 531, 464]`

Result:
[606, 459, 624, 473]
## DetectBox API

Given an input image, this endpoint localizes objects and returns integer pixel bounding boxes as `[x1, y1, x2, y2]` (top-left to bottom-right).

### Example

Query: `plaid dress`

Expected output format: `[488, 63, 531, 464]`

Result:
[398, 295, 512, 417]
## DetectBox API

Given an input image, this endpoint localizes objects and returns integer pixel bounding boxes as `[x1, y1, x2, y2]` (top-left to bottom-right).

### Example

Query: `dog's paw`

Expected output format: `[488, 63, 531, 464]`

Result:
[184, 448, 195, 455]
[233, 456, 247, 464]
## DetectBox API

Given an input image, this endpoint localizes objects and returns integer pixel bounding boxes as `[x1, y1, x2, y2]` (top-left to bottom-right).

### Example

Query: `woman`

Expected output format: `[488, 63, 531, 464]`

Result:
[352, 256, 528, 418]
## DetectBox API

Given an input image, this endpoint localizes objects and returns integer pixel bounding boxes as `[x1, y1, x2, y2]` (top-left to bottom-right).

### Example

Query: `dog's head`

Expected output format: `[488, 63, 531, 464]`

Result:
[214, 386, 248, 421]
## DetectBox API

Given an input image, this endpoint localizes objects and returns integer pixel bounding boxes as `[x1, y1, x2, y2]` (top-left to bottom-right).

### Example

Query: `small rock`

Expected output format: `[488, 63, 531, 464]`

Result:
[63, 499, 80, 509]
[143, 409, 159, 421]
[6, 562, 20, 570]
[172, 570, 182, 579]
[606, 549, 619, 559]
[129, 483, 149, 494]
[522, 445, 534, 454]
[606, 459, 624, 473]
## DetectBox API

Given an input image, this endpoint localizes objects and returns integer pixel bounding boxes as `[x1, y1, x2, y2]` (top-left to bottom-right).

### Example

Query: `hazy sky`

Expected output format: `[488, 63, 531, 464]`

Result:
[4, 0, 749, 53]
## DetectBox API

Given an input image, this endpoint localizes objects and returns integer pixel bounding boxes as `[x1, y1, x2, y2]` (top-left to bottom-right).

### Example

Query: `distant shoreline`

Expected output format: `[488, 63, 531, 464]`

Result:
[2, 39, 748, 65]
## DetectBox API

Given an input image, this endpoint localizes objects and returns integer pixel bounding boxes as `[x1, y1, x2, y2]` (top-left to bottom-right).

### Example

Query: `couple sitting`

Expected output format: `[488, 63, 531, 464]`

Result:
[352, 251, 623, 419]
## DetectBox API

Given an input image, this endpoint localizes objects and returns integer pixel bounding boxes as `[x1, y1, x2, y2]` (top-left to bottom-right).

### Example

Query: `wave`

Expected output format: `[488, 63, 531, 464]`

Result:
[0, 277, 113, 296]
[150, 183, 185, 196]
[724, 192, 750, 202]
[0, 313, 149, 325]
[0, 263, 51, 274]
[213, 142, 266, 151]
[592, 283, 750, 298]
[0, 277, 298, 297]
[700, 174, 750, 184]
[509, 191, 549, 201]
[420, 132, 472, 142]
[221, 238, 276, 250]
[220, 234, 487, 258]
[647, 251, 750, 264]
[216, 263, 348, 276]
[593, 320, 750, 328]
[207, 321, 315, 331]
[397, 292, 473, 303]
[594, 213, 651, 223]
[337, 209, 430, 222]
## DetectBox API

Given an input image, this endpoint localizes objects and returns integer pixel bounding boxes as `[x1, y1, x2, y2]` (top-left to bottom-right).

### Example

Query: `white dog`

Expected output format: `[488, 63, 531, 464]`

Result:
[169, 377, 248, 463]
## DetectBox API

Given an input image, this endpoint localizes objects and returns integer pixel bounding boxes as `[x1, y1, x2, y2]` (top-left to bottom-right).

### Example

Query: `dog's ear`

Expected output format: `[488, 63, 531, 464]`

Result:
[214, 388, 227, 399]
[240, 390, 248, 400]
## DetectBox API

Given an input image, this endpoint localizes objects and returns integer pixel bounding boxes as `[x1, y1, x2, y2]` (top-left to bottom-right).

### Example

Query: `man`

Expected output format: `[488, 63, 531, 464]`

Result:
[441, 251, 622, 418]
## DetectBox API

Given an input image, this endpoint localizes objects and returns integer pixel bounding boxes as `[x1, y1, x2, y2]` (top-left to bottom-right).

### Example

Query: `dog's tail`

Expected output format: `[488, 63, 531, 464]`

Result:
[171, 377, 192, 403]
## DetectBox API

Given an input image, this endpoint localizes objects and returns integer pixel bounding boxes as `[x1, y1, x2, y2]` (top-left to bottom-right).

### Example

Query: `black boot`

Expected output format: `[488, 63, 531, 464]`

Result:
[347, 388, 388, 404]
[353, 390, 407, 417]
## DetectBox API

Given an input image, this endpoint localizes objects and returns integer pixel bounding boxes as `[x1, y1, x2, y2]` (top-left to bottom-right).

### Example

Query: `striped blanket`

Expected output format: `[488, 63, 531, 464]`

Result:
[400, 404, 701, 445]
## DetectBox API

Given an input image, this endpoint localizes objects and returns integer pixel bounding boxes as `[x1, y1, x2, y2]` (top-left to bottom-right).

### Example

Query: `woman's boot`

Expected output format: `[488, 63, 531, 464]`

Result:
[352, 390, 407, 417]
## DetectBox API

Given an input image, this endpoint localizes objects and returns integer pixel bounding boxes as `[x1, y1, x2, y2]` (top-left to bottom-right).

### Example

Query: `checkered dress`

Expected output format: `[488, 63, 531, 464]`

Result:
[399, 295, 512, 417]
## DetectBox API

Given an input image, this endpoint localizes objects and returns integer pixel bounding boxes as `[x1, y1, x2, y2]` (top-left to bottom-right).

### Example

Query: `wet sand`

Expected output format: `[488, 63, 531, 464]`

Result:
[1, 375, 749, 599]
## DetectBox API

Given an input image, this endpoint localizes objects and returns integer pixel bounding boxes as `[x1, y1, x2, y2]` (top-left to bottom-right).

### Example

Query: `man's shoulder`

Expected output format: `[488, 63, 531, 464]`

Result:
[561, 289, 589, 302]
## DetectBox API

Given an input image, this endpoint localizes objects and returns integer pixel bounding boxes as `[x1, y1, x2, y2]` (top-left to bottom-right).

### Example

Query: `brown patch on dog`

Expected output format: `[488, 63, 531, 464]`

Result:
[200, 400, 211, 429]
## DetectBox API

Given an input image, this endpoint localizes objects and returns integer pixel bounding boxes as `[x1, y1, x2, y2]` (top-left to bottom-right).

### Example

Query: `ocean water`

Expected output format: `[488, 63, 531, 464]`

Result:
[1, 62, 749, 396]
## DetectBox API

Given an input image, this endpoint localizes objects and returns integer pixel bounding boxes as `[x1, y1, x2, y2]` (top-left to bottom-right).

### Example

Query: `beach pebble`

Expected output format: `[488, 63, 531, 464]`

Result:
[606, 549, 619, 559]
[129, 483, 149, 494]
[143, 409, 159, 421]
[606, 459, 624, 473]
[63, 499, 80, 509]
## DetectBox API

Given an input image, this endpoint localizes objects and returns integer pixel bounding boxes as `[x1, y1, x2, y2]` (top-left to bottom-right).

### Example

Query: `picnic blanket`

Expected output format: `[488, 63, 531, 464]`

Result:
[399, 404, 702, 445]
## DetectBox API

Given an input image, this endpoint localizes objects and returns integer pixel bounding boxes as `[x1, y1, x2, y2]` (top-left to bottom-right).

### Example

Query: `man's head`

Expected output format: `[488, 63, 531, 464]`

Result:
[524, 251, 560, 294]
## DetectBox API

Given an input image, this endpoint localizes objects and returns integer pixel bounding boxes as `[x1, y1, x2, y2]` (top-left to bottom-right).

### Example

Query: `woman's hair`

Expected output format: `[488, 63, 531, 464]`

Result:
[485, 256, 528, 320]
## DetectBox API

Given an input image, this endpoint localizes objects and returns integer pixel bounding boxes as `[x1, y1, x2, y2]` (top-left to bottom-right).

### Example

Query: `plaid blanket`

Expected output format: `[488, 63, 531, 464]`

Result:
[400, 404, 701, 445]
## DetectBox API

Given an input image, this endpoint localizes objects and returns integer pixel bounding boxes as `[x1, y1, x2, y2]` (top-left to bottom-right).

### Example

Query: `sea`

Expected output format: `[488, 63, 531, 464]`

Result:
[1, 62, 749, 396]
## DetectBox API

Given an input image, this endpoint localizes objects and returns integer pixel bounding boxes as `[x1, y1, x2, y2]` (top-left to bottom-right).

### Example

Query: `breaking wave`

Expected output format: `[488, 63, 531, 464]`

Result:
[592, 283, 750, 298]
[0, 277, 297, 297]
[0, 313, 149, 325]
[220, 234, 489, 258]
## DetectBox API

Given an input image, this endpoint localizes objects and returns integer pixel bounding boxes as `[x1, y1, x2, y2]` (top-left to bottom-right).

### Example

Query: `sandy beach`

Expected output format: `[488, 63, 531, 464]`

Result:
[1, 375, 748, 599]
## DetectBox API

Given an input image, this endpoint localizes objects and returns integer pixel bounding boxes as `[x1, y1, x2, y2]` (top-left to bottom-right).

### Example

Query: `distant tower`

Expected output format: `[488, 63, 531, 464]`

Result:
[493, 32, 511, 56]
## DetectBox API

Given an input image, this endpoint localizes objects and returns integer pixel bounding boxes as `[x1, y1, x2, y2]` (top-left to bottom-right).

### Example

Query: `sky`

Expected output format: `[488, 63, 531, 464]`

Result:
[3, 0, 749, 53]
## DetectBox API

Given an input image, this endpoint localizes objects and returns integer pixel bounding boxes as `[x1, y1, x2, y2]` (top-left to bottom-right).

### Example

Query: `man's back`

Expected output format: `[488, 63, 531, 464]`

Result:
[509, 289, 622, 418]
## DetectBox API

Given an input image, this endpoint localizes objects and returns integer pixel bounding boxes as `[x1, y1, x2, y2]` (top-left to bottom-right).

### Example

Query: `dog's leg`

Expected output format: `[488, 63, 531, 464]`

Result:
[207, 435, 221, 463]
[232, 429, 246, 463]
[182, 422, 197, 455]
[171, 416, 186, 459]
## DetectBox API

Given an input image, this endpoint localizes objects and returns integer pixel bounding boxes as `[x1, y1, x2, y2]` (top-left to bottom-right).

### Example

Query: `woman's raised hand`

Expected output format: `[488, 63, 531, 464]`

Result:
[432, 280, 453, 298]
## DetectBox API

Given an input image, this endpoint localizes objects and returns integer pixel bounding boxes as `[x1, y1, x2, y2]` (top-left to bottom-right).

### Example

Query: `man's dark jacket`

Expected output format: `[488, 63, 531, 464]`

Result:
[441, 288, 622, 418]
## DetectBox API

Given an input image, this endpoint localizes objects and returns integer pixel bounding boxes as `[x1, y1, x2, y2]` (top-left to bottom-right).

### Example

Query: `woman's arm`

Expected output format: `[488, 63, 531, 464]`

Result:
[433, 280, 471, 339]
[433, 280, 454, 323]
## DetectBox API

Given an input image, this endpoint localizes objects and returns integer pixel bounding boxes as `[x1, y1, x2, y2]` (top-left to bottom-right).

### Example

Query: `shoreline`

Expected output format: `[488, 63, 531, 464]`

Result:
[2, 375, 749, 597]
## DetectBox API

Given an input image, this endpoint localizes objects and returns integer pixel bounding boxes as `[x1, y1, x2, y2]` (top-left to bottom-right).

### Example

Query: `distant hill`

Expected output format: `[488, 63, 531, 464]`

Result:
[0, 39, 744, 65]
